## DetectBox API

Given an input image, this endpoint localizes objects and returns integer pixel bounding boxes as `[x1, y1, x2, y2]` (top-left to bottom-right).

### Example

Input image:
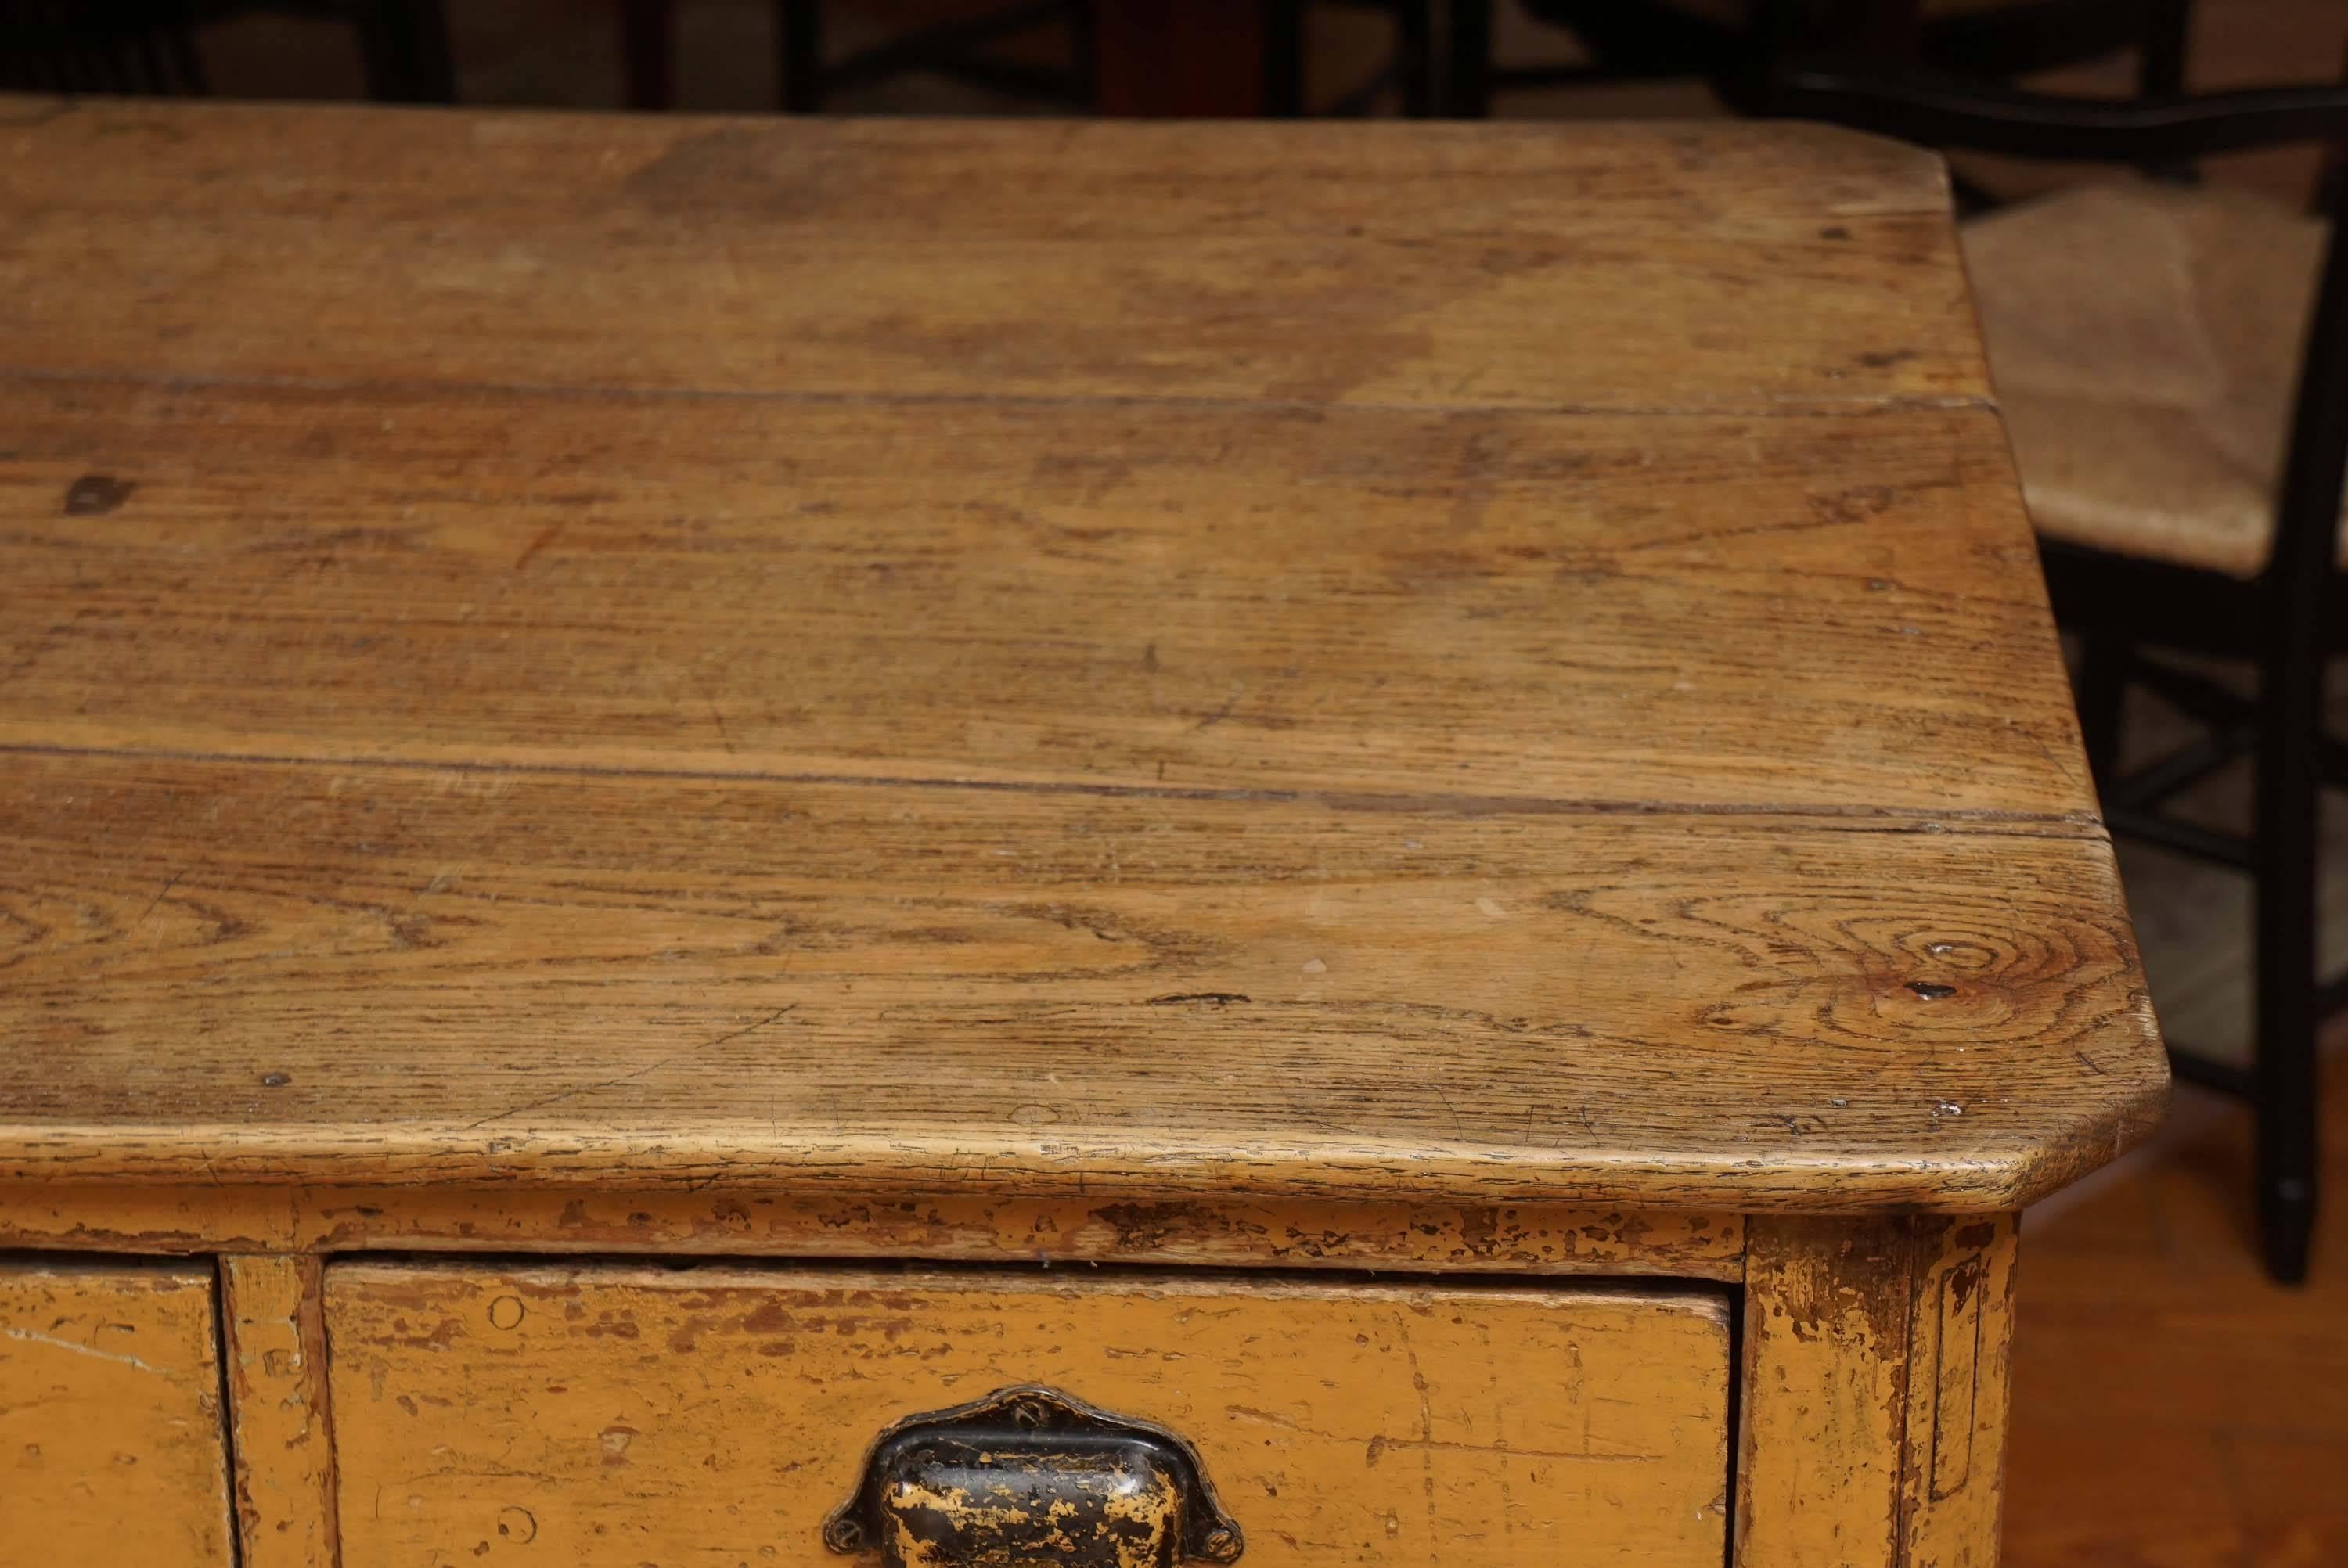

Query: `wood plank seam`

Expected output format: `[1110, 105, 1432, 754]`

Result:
[0, 364, 2001, 420]
[0, 742, 2111, 832]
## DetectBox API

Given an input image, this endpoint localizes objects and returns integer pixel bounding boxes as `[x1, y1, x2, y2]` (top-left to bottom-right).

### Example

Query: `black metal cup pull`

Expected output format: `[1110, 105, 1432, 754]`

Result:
[823, 1386, 1244, 1568]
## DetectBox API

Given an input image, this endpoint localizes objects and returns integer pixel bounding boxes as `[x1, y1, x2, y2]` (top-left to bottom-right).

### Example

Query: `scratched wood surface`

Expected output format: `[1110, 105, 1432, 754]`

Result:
[0, 751, 2155, 1210]
[324, 1261, 1732, 1568]
[0, 1260, 236, 1567]
[0, 381, 2094, 817]
[0, 103, 1983, 411]
[0, 98, 2163, 1216]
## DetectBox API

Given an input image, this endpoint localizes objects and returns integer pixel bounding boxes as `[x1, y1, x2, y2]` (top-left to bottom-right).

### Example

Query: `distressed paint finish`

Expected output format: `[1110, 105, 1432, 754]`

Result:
[0, 1260, 236, 1567]
[0, 1184, 1742, 1279]
[221, 1254, 340, 1568]
[1900, 1216, 2020, 1568]
[1737, 1217, 1913, 1568]
[825, 1386, 1244, 1568]
[324, 1261, 1733, 1568]
[1735, 1214, 2024, 1568]
[883, 1466, 1181, 1568]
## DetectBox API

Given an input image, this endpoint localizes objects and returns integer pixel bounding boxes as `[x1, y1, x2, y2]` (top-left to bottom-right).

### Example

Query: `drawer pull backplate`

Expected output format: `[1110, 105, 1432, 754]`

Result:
[823, 1384, 1244, 1568]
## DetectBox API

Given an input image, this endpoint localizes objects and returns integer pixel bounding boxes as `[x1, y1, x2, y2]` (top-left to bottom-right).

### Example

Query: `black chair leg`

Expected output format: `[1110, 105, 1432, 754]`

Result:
[1262, 0, 1305, 115]
[621, 0, 673, 110]
[2251, 643, 2325, 1285]
[1444, 0, 1489, 117]
[780, 0, 823, 111]
[1395, 0, 1435, 117]
[351, 0, 456, 102]
[1069, 0, 1099, 109]
[2141, 0, 2198, 182]
[2076, 635, 2131, 791]
[2141, 0, 2192, 96]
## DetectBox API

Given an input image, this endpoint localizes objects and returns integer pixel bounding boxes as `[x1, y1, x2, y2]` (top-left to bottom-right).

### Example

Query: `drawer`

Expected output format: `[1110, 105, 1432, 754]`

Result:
[326, 1262, 1730, 1567]
[0, 1259, 236, 1567]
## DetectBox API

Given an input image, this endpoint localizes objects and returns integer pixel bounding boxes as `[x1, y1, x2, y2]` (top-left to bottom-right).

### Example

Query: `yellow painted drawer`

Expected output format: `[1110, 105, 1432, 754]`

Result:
[0, 1259, 236, 1567]
[326, 1261, 1730, 1567]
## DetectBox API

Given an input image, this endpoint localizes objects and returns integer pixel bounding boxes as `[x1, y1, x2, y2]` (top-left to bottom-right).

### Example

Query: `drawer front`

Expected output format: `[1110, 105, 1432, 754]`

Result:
[0, 1260, 236, 1567]
[326, 1262, 1730, 1567]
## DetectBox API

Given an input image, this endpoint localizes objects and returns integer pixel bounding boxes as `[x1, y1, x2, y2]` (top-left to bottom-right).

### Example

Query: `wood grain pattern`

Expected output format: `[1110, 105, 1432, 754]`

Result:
[0, 751, 2160, 1210]
[0, 1260, 236, 1567]
[0, 100, 2160, 1217]
[0, 379, 2094, 817]
[0, 1185, 1743, 1279]
[220, 1255, 338, 1568]
[0, 103, 1985, 412]
[322, 1261, 1733, 1568]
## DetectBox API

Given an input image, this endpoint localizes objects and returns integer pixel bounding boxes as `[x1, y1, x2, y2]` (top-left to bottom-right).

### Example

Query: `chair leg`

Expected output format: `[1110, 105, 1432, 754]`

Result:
[1395, 0, 1435, 117]
[2251, 639, 2325, 1285]
[779, 0, 823, 110]
[2141, 0, 2191, 96]
[351, 0, 456, 103]
[1261, 0, 1305, 116]
[2074, 636, 2131, 792]
[620, 0, 672, 110]
[2141, 0, 2199, 183]
[1068, 0, 1099, 109]
[1443, 0, 1489, 117]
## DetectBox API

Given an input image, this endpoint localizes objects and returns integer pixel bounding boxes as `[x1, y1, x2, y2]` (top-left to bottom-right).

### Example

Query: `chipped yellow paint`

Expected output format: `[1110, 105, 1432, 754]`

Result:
[1900, 1216, 2020, 1568]
[1736, 1217, 1913, 1568]
[0, 1183, 1741, 1280]
[326, 1261, 1732, 1568]
[0, 1260, 236, 1567]
[1734, 1214, 2024, 1568]
[221, 1254, 340, 1568]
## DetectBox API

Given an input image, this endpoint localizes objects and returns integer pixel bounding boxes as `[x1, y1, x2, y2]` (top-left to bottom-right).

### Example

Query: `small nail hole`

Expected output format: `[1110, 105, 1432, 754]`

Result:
[259, 1070, 293, 1088]
[1907, 981, 1957, 1000]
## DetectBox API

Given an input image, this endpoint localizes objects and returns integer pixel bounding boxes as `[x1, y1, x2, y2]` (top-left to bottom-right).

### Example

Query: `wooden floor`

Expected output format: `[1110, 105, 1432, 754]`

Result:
[2006, 1025, 2348, 1568]
[1983, 0, 2348, 1523]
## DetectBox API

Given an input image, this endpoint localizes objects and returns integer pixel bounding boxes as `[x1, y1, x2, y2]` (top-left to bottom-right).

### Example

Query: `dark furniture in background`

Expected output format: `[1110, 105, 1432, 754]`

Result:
[1757, 57, 2348, 1283]
[0, 0, 206, 92]
[0, 0, 452, 99]
[1442, 0, 2192, 117]
[772, 0, 1092, 112]
[612, 0, 1435, 115]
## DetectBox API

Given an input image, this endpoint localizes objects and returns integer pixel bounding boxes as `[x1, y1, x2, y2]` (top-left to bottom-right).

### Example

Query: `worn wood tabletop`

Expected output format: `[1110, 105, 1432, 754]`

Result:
[0, 98, 2163, 1211]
